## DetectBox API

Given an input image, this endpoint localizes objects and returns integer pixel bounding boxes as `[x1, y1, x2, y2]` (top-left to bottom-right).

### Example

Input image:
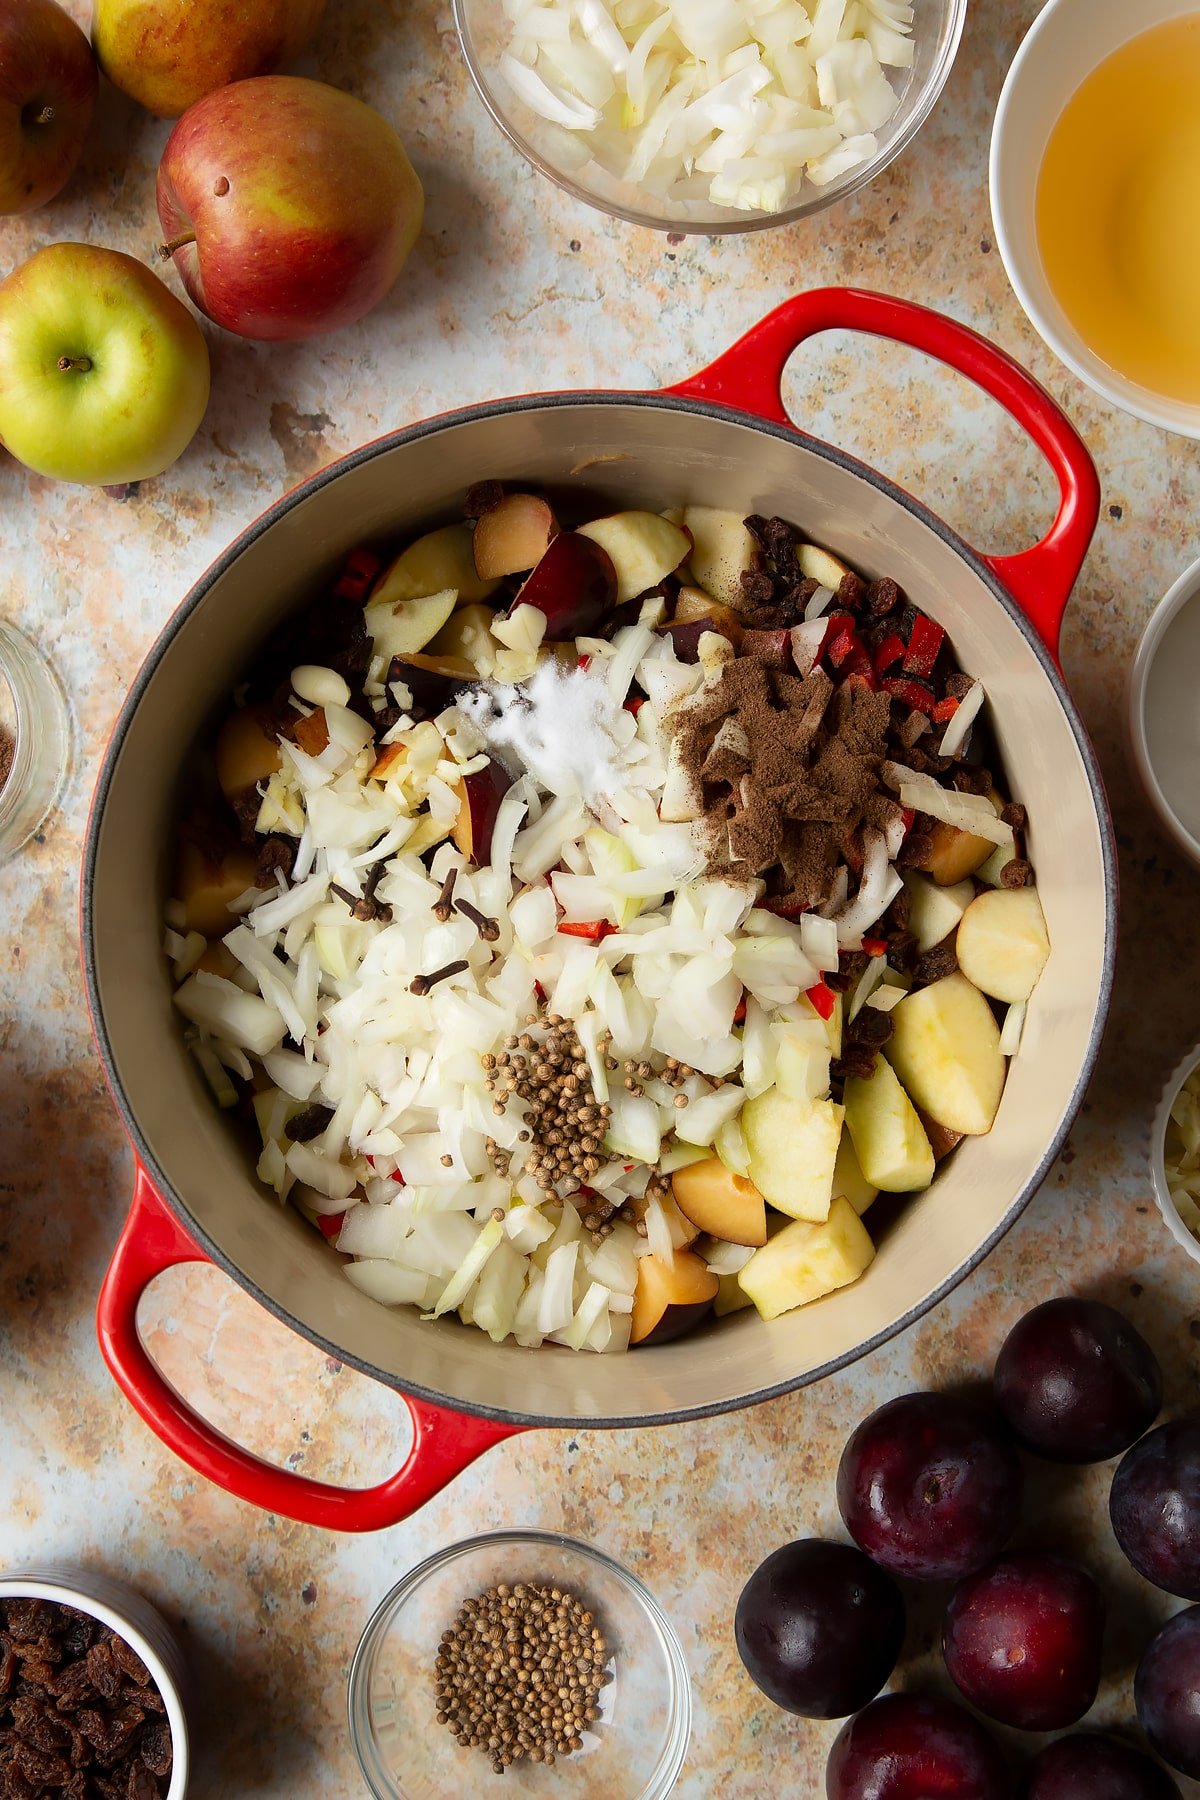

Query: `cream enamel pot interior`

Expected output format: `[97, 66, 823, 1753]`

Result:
[84, 290, 1115, 1532]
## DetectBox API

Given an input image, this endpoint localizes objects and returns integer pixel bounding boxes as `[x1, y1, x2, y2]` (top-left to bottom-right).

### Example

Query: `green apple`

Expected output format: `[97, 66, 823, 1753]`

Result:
[0, 242, 210, 485]
[92, 0, 325, 119]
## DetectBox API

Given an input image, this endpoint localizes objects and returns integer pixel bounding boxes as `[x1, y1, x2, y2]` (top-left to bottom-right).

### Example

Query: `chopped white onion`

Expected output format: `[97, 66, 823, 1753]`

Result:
[497, 0, 910, 214]
[999, 1000, 1026, 1057]
[937, 680, 986, 758]
[896, 782, 1014, 848]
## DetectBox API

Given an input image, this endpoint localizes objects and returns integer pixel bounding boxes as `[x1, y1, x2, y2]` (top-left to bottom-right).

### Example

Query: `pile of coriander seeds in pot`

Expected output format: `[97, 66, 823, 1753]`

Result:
[434, 1580, 611, 1774]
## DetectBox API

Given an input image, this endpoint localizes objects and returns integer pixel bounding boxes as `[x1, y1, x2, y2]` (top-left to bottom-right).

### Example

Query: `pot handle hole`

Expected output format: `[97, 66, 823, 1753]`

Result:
[95, 1165, 522, 1532]
[663, 287, 1100, 663]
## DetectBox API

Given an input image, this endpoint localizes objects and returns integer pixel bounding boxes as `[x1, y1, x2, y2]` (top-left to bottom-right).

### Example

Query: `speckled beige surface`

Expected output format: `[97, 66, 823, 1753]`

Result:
[2, 2, 1200, 1795]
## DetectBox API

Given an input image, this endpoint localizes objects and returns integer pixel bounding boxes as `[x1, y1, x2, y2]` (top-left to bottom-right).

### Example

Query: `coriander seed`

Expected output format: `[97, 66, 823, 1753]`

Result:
[433, 1580, 611, 1774]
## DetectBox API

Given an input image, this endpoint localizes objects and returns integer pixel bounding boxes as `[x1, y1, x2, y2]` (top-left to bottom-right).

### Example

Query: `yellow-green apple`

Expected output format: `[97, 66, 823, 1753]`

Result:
[92, 0, 325, 119]
[0, 0, 97, 214]
[0, 242, 210, 485]
[156, 76, 423, 342]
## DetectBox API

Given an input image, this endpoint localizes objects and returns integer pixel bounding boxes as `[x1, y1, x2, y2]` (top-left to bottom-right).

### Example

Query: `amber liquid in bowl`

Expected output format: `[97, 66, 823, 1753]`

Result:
[1036, 14, 1200, 403]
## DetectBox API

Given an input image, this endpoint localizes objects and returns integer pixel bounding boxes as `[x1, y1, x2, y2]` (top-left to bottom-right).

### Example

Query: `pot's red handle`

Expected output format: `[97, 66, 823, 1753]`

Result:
[662, 287, 1100, 662]
[96, 1165, 522, 1531]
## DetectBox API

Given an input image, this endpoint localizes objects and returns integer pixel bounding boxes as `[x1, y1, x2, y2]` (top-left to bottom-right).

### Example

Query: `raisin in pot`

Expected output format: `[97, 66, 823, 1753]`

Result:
[83, 290, 1115, 1531]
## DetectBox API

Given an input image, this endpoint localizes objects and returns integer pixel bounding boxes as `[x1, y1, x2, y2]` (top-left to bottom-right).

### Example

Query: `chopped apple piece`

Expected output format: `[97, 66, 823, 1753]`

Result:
[516, 532, 617, 639]
[833, 1130, 879, 1216]
[372, 522, 501, 606]
[682, 506, 759, 609]
[904, 872, 974, 954]
[797, 542, 852, 590]
[843, 1058, 936, 1193]
[577, 510, 691, 604]
[911, 818, 998, 886]
[176, 840, 258, 937]
[630, 1248, 719, 1345]
[196, 941, 238, 979]
[364, 588, 458, 664]
[292, 707, 329, 757]
[737, 1197, 875, 1320]
[885, 972, 1005, 1137]
[215, 707, 281, 802]
[672, 586, 745, 642]
[956, 887, 1050, 1005]
[741, 1087, 844, 1223]
[714, 1271, 755, 1316]
[672, 1156, 767, 1247]
[917, 1110, 964, 1161]
[975, 842, 1015, 888]
[369, 742, 406, 782]
[452, 757, 515, 862]
[472, 493, 558, 579]
[426, 602, 498, 673]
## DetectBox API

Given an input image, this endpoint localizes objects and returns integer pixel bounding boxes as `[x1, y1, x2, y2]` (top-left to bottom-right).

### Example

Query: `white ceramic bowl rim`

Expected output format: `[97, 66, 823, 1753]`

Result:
[990, 0, 1200, 436]
[347, 1530, 692, 1800]
[1149, 1041, 1200, 1266]
[452, 0, 968, 234]
[0, 1568, 189, 1800]
[1127, 552, 1200, 865]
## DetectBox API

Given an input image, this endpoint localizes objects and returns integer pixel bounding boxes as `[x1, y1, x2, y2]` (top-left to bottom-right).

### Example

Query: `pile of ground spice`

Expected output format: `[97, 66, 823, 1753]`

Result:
[434, 1581, 610, 1773]
[0, 728, 12, 794]
[672, 650, 901, 913]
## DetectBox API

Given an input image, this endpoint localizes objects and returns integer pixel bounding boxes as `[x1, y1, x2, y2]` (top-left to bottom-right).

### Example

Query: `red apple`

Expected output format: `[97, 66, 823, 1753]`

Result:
[472, 492, 558, 580]
[0, 0, 97, 215]
[156, 76, 424, 342]
[92, 0, 326, 120]
[452, 758, 514, 863]
[515, 532, 617, 639]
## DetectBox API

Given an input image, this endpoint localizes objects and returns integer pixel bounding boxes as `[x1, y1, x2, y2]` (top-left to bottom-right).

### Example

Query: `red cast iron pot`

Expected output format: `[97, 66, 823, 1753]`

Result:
[84, 289, 1115, 1531]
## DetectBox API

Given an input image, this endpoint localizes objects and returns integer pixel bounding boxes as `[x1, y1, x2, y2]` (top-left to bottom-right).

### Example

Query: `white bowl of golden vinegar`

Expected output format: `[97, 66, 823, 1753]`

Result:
[991, 0, 1200, 436]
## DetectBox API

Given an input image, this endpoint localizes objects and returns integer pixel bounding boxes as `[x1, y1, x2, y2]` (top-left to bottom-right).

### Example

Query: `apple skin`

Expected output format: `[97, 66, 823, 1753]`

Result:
[0, 0, 98, 215]
[156, 76, 424, 342]
[92, 0, 325, 119]
[0, 242, 210, 485]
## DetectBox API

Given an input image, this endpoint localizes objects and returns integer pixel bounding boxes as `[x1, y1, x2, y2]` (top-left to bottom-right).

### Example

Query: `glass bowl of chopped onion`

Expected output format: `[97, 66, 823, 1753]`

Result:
[1151, 1045, 1200, 1270]
[348, 1530, 691, 1798]
[452, 0, 967, 232]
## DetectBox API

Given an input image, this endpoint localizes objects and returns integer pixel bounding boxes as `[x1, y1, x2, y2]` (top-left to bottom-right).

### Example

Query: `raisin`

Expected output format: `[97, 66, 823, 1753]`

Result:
[865, 576, 901, 617]
[138, 1721, 172, 1780]
[463, 480, 503, 518]
[1000, 801, 1027, 832]
[1000, 857, 1032, 888]
[285, 1104, 334, 1144]
[255, 835, 297, 888]
[915, 946, 958, 986]
[84, 1644, 123, 1702]
[849, 1008, 894, 1049]
[836, 570, 866, 612]
[951, 765, 992, 796]
[739, 569, 776, 608]
[1, 1604, 48, 1645]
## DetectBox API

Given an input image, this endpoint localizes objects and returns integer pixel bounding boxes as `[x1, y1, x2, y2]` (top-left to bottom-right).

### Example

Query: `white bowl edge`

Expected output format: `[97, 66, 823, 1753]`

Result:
[0, 1567, 191, 1799]
[1149, 1042, 1200, 1269]
[989, 0, 1200, 436]
[1126, 551, 1200, 868]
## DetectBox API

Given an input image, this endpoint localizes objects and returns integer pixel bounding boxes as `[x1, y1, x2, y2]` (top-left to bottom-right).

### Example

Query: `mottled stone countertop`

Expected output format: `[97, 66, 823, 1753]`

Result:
[3, 1, 1200, 1795]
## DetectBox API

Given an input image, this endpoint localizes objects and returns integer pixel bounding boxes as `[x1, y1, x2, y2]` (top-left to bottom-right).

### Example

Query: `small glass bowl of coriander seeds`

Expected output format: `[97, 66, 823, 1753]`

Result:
[348, 1531, 691, 1799]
